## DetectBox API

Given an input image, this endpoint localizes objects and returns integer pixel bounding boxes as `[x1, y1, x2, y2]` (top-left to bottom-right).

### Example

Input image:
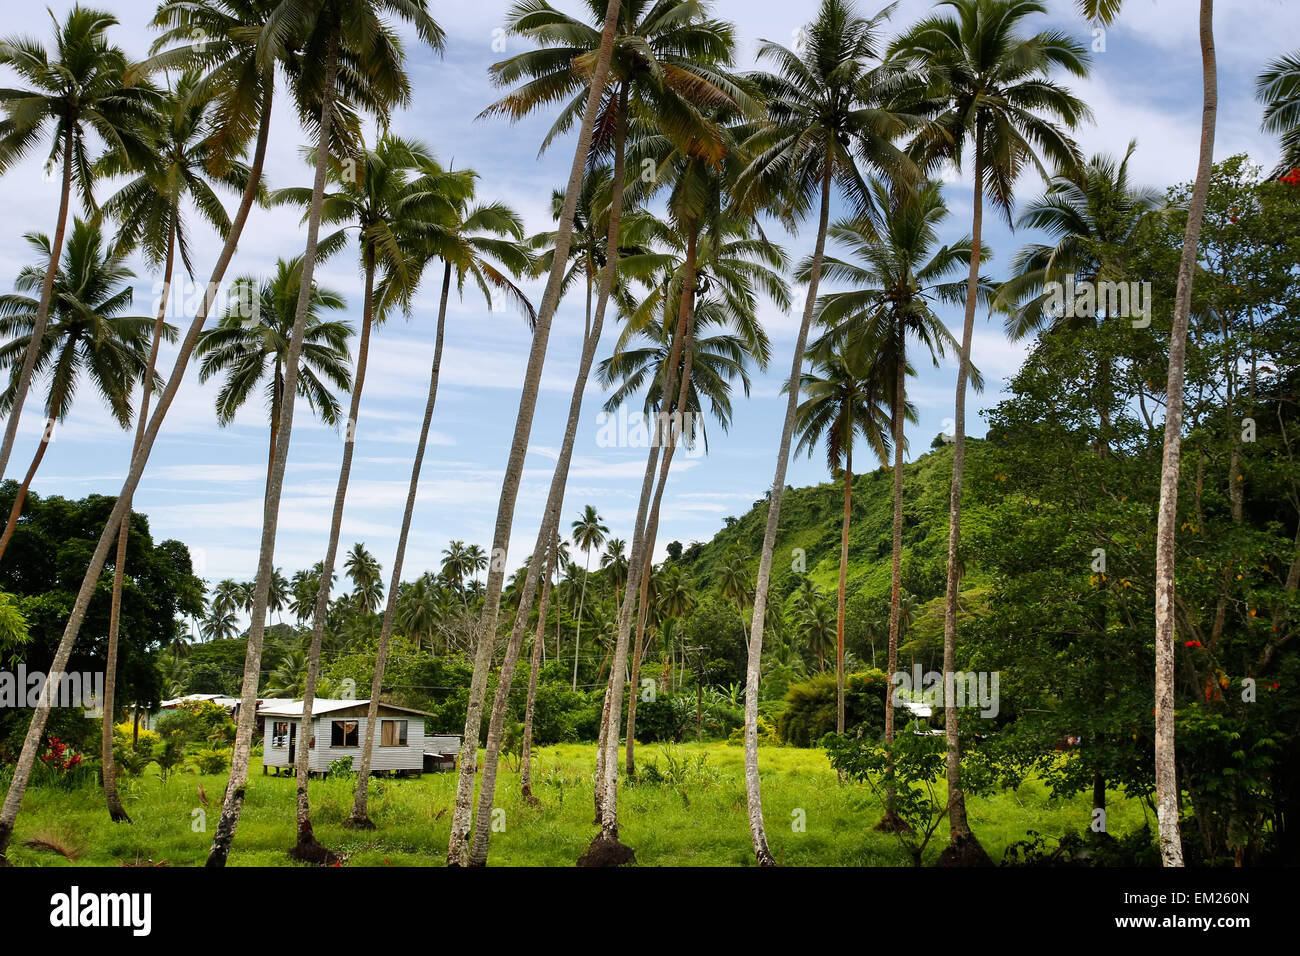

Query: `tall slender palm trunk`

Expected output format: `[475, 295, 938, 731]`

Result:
[467, 98, 629, 866]
[625, 254, 700, 777]
[520, 531, 558, 805]
[573, 555, 589, 692]
[349, 259, 452, 827]
[883, 332, 904, 764]
[0, 82, 276, 865]
[742, 159, 833, 867]
[1154, 0, 1217, 869]
[836, 448, 851, 739]
[932, 127, 984, 850]
[207, 36, 340, 867]
[289, 256, 378, 864]
[444, 0, 620, 866]
[100, 217, 178, 824]
[585, 228, 699, 864]
[0, 128, 73, 482]
[0, 433, 52, 561]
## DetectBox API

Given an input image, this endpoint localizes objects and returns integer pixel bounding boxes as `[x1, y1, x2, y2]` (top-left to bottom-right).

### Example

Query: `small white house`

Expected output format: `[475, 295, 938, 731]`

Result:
[258, 698, 433, 777]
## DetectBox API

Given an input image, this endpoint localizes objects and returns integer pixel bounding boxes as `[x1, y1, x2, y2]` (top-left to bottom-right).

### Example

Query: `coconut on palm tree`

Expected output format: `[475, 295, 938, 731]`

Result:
[890, 0, 1089, 863]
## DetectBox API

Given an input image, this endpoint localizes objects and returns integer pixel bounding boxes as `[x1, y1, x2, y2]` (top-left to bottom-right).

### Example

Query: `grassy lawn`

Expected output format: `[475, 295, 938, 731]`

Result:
[5, 742, 1151, 866]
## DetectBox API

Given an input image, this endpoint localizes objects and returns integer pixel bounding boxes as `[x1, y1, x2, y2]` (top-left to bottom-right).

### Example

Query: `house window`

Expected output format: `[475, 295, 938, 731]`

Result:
[272, 721, 289, 748]
[380, 719, 408, 747]
[330, 720, 359, 747]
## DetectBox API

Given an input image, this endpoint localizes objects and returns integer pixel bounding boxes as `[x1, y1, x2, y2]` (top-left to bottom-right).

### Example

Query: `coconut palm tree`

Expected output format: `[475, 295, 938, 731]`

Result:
[731, 0, 914, 866]
[194, 256, 352, 479]
[994, 142, 1162, 452]
[457, 0, 751, 868]
[0, 219, 156, 561]
[569, 506, 609, 691]
[270, 134, 440, 857]
[202, 0, 444, 869]
[344, 543, 383, 613]
[810, 176, 980, 827]
[201, 607, 240, 642]
[1258, 51, 1300, 176]
[348, 165, 535, 829]
[1076, 0, 1215, 870]
[94, 70, 250, 823]
[792, 344, 895, 739]
[593, 107, 777, 855]
[395, 576, 440, 653]
[0, 7, 160, 482]
[796, 591, 836, 673]
[0, 0, 288, 862]
[890, 0, 1089, 862]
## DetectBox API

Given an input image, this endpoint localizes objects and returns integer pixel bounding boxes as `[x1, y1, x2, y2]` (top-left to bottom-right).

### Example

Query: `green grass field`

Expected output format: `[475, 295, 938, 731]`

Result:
[5, 743, 1152, 866]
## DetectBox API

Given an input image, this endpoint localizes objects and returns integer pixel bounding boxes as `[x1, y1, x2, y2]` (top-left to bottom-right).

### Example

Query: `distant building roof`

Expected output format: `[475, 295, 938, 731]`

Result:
[257, 698, 434, 719]
[159, 693, 242, 710]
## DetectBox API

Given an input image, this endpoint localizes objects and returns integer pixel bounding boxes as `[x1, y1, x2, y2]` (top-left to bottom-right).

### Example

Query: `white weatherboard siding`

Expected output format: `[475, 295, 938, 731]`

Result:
[259, 701, 428, 773]
[308, 714, 426, 773]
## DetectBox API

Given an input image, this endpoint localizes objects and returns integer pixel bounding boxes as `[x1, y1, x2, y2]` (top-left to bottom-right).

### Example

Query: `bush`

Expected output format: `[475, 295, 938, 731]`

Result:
[155, 699, 235, 748]
[776, 669, 890, 747]
[326, 756, 356, 779]
[192, 748, 231, 775]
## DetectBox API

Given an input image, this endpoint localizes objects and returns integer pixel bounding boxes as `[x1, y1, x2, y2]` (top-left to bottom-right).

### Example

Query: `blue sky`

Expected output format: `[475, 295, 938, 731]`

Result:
[0, 0, 1292, 609]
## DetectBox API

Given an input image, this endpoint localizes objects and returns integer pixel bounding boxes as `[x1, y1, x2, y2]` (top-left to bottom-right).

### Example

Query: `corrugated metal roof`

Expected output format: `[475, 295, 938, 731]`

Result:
[256, 698, 434, 718]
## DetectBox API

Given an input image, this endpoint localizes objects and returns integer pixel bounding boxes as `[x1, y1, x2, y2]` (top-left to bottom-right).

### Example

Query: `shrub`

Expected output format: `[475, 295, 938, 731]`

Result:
[776, 669, 889, 746]
[326, 756, 356, 779]
[193, 748, 231, 775]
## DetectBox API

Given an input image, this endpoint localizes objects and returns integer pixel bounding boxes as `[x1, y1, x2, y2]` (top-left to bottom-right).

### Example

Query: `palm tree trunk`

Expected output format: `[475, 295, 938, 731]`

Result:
[1154, 0, 1217, 870]
[0, 127, 73, 481]
[349, 259, 452, 827]
[593, 661, 616, 822]
[0, 79, 275, 865]
[0, 431, 51, 561]
[520, 532, 558, 805]
[625, 253, 701, 778]
[741, 157, 834, 867]
[586, 222, 700, 863]
[573, 557, 589, 692]
[836, 449, 851, 740]
[466, 86, 630, 866]
[289, 252, 377, 863]
[886, 329, 906, 788]
[207, 34, 339, 867]
[935, 121, 985, 854]
[100, 216, 177, 824]
[267, 367, 281, 493]
[444, 0, 621, 868]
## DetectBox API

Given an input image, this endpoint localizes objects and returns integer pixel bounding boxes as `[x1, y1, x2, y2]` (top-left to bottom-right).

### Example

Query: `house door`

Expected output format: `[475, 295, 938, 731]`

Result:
[288, 722, 297, 764]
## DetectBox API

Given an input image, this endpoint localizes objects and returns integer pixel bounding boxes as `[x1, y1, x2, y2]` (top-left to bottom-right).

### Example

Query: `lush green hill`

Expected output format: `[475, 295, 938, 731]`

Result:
[671, 439, 996, 667]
